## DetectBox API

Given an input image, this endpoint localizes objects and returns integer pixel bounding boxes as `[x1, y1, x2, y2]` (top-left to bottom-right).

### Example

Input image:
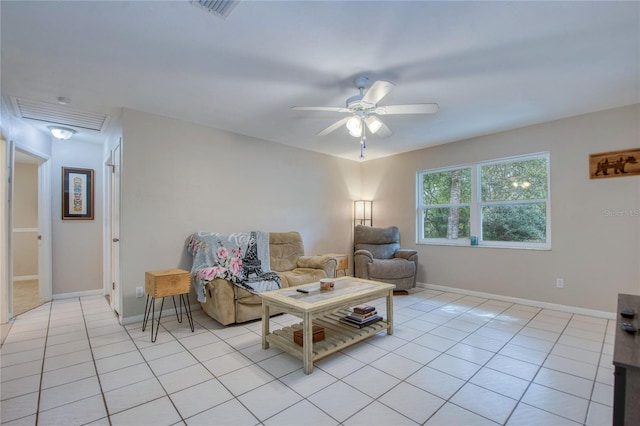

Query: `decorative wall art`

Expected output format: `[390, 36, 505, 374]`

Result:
[589, 148, 640, 180]
[62, 167, 94, 220]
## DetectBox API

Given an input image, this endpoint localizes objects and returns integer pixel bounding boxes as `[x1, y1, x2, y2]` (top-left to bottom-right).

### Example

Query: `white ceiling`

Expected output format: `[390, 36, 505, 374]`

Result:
[2, 1, 638, 161]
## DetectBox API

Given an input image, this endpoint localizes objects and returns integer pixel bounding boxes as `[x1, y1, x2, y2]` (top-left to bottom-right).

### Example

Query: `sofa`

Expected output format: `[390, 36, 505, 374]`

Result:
[199, 231, 337, 325]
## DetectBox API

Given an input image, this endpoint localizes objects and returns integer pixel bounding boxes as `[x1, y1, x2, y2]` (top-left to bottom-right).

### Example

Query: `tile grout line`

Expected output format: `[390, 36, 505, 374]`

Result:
[500, 310, 575, 425]
[0, 318, 15, 347]
[383, 295, 484, 425]
[34, 300, 53, 426]
[584, 318, 612, 423]
[79, 296, 113, 426]
[121, 311, 234, 424]
[5, 291, 613, 425]
[404, 297, 603, 425]
[420, 296, 517, 425]
[182, 317, 316, 425]
[338, 294, 506, 425]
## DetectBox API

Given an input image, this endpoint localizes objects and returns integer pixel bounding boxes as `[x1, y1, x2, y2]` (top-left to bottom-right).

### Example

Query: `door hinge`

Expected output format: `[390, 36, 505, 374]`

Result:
[112, 282, 115, 290]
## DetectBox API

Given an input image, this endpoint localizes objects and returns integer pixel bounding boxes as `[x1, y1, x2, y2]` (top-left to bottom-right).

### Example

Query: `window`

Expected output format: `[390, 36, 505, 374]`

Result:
[417, 153, 550, 249]
[420, 167, 472, 239]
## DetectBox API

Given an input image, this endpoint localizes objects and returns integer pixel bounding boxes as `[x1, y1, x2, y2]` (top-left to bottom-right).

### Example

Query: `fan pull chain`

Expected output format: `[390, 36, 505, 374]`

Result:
[359, 117, 367, 159]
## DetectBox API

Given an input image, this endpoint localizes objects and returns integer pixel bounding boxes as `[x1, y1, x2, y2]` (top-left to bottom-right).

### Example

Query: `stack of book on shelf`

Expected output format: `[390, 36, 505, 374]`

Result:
[340, 304, 382, 328]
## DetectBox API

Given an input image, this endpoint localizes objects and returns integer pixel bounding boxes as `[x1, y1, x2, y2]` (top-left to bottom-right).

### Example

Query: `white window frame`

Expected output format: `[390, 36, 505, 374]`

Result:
[417, 152, 551, 250]
[417, 165, 473, 246]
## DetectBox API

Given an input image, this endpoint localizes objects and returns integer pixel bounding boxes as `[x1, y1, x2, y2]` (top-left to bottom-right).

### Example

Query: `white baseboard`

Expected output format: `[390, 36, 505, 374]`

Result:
[13, 275, 39, 282]
[416, 282, 615, 320]
[52, 289, 104, 300]
[120, 303, 201, 326]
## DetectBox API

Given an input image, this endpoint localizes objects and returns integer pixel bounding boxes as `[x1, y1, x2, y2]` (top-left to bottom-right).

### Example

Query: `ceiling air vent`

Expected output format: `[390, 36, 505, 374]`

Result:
[11, 97, 110, 132]
[190, 0, 239, 19]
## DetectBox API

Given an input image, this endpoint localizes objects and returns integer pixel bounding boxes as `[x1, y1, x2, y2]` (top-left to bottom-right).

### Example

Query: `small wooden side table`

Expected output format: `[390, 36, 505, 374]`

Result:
[142, 268, 194, 342]
[325, 254, 348, 278]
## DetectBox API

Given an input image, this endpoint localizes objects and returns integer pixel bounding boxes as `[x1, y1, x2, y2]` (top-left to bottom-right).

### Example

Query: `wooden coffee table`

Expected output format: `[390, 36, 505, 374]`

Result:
[261, 277, 394, 374]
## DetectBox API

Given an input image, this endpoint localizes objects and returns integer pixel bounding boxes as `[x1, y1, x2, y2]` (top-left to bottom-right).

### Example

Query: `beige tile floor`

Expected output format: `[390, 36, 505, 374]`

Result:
[0, 288, 615, 425]
[11, 280, 41, 317]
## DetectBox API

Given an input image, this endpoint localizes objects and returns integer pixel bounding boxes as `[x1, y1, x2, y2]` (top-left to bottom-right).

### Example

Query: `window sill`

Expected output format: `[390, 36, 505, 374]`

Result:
[417, 241, 551, 251]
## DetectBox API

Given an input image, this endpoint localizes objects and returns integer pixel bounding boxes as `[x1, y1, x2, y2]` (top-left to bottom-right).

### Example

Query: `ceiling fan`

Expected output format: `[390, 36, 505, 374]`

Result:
[292, 76, 439, 158]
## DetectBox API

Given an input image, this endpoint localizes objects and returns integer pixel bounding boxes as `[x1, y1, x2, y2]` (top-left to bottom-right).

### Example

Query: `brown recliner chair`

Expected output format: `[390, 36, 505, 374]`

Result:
[354, 225, 418, 291]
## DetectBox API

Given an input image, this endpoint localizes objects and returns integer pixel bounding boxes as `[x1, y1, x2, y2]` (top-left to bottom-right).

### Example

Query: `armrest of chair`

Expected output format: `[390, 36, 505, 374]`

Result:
[353, 249, 374, 280]
[297, 255, 337, 278]
[354, 249, 374, 262]
[394, 249, 418, 262]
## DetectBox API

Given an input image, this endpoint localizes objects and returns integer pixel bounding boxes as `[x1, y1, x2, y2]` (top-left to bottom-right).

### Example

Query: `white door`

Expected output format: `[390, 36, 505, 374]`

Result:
[110, 143, 121, 315]
[5, 144, 52, 320]
[0, 135, 8, 323]
[12, 151, 42, 315]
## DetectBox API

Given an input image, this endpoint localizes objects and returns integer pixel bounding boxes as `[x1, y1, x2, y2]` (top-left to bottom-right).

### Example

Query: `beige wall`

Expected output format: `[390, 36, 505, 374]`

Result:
[12, 234, 37, 276]
[13, 162, 38, 228]
[119, 109, 361, 320]
[6, 102, 635, 319]
[362, 104, 640, 313]
[51, 139, 103, 294]
[12, 162, 38, 276]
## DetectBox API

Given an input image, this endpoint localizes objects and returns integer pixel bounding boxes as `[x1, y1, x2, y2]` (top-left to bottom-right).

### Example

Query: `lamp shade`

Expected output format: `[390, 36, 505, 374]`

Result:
[366, 117, 382, 134]
[354, 200, 373, 227]
[346, 116, 362, 137]
[48, 126, 76, 140]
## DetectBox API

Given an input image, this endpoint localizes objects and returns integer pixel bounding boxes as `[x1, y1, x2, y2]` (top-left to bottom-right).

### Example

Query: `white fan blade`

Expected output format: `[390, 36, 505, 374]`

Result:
[375, 103, 439, 115]
[362, 80, 394, 105]
[318, 117, 349, 136]
[292, 106, 350, 113]
[365, 116, 392, 138]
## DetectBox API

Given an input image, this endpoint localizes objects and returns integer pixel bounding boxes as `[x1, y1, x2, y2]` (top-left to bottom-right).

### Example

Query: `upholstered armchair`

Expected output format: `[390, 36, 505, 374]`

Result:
[354, 225, 418, 291]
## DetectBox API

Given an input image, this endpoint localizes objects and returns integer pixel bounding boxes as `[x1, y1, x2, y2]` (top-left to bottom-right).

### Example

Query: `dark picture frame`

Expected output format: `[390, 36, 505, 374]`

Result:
[589, 148, 640, 180]
[62, 167, 94, 220]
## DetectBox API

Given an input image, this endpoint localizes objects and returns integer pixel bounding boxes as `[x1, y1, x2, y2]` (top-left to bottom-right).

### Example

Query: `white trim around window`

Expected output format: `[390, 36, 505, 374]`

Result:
[416, 152, 551, 250]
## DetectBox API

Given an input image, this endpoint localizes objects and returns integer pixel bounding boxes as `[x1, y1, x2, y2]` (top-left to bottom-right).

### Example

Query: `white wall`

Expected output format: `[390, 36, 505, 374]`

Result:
[362, 104, 640, 313]
[119, 109, 361, 320]
[51, 139, 103, 295]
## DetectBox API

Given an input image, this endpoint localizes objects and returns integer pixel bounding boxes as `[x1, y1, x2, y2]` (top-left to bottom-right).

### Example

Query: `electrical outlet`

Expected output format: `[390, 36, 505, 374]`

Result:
[556, 278, 564, 288]
[135, 286, 144, 298]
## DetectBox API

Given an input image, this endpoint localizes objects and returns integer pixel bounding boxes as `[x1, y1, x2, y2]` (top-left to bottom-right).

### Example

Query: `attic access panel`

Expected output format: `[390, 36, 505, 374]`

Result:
[190, 0, 239, 19]
[11, 97, 110, 132]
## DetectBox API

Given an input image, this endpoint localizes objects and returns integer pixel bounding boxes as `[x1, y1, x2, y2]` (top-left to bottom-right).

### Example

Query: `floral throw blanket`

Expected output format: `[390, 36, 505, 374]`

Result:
[187, 231, 281, 302]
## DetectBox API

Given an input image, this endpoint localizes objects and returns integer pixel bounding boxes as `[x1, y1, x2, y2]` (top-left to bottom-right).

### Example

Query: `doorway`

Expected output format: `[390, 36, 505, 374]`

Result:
[12, 150, 43, 315]
[7, 143, 52, 320]
[108, 142, 121, 316]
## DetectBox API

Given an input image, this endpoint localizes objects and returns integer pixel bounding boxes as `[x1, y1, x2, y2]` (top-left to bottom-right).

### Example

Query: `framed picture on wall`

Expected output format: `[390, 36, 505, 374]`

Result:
[62, 167, 94, 220]
[589, 148, 640, 179]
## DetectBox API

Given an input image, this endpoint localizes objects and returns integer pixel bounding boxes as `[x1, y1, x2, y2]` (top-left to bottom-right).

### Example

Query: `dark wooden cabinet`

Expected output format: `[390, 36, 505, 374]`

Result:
[613, 293, 640, 425]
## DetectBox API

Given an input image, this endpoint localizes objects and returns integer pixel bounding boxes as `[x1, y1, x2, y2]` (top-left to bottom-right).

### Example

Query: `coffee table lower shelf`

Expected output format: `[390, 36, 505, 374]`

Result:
[265, 310, 389, 363]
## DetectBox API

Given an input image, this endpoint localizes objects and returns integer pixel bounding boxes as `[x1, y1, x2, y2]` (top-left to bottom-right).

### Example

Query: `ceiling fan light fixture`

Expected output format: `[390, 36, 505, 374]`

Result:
[292, 77, 438, 158]
[346, 116, 362, 137]
[48, 126, 76, 140]
[367, 117, 382, 134]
